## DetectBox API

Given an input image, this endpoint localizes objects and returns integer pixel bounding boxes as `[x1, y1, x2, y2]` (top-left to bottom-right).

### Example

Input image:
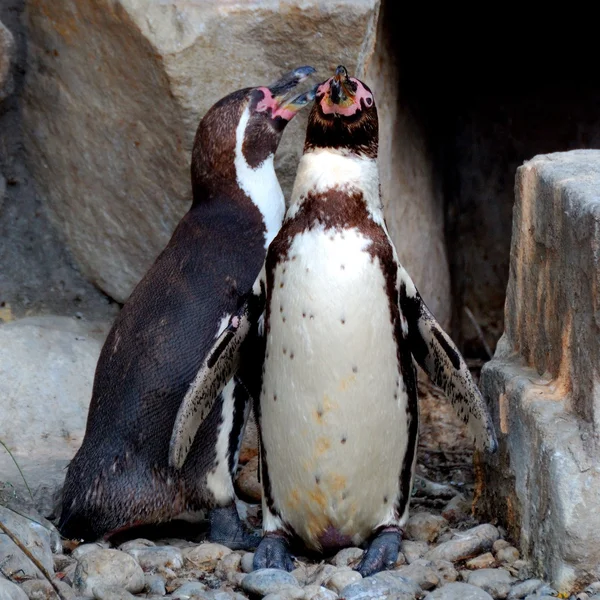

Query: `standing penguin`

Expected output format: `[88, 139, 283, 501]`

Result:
[58, 66, 315, 546]
[168, 66, 497, 575]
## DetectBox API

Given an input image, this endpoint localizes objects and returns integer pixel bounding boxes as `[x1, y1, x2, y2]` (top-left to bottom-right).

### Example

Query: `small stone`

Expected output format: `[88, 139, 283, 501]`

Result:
[395, 560, 440, 590]
[325, 570, 362, 593]
[73, 549, 145, 597]
[236, 456, 261, 502]
[442, 494, 471, 524]
[466, 568, 514, 599]
[433, 560, 458, 583]
[492, 540, 510, 554]
[412, 476, 457, 499]
[241, 553, 255, 573]
[507, 579, 543, 600]
[19, 579, 56, 600]
[331, 547, 363, 568]
[405, 512, 448, 543]
[72, 543, 110, 560]
[124, 545, 184, 571]
[495, 547, 519, 565]
[169, 581, 208, 599]
[242, 568, 300, 596]
[339, 571, 420, 600]
[215, 552, 243, 584]
[92, 586, 136, 600]
[145, 574, 166, 596]
[466, 553, 496, 570]
[262, 587, 305, 600]
[182, 543, 232, 570]
[54, 554, 77, 572]
[534, 585, 558, 597]
[304, 564, 338, 587]
[402, 540, 429, 563]
[425, 525, 500, 563]
[118, 539, 156, 552]
[0, 579, 28, 600]
[303, 586, 337, 600]
[428, 582, 494, 600]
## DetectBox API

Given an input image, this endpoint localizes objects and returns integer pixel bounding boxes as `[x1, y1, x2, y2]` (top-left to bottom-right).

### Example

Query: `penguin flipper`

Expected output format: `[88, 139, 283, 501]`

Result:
[169, 292, 262, 469]
[397, 265, 498, 454]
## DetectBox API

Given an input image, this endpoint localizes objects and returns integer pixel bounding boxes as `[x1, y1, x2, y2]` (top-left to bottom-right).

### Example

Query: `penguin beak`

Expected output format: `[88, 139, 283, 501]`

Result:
[268, 66, 317, 121]
[330, 65, 355, 105]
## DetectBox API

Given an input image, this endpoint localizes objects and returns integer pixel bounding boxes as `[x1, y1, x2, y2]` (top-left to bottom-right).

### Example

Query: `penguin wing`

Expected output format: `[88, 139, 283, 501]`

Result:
[397, 265, 498, 454]
[168, 277, 265, 469]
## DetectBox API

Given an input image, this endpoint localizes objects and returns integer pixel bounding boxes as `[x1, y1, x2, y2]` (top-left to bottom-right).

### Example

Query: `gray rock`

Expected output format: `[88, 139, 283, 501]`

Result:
[73, 549, 145, 597]
[339, 571, 420, 600]
[144, 574, 166, 596]
[331, 547, 364, 568]
[54, 554, 77, 572]
[182, 543, 232, 568]
[263, 590, 305, 600]
[507, 580, 543, 600]
[402, 540, 429, 564]
[241, 553, 255, 574]
[465, 553, 496, 570]
[0, 579, 28, 600]
[425, 525, 500, 563]
[0, 317, 108, 514]
[302, 586, 337, 600]
[466, 569, 514, 599]
[0, 19, 14, 101]
[92, 586, 136, 600]
[169, 582, 208, 600]
[72, 543, 111, 560]
[442, 494, 471, 524]
[124, 545, 183, 571]
[492, 541, 510, 554]
[303, 565, 338, 588]
[427, 582, 494, 600]
[215, 551, 242, 582]
[433, 560, 459, 584]
[395, 560, 440, 590]
[18, 580, 58, 600]
[242, 569, 300, 597]
[412, 477, 457, 500]
[495, 547, 519, 565]
[0, 505, 55, 579]
[325, 569, 362, 594]
[405, 513, 447, 543]
[118, 539, 155, 553]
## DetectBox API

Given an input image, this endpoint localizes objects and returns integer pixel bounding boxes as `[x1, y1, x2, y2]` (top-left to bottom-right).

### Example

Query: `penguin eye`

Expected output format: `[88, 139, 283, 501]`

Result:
[365, 96, 373, 107]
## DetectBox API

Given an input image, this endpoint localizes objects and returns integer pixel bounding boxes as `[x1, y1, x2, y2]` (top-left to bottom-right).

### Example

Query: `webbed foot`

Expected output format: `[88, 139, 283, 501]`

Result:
[209, 504, 261, 550]
[356, 528, 401, 577]
[253, 533, 294, 571]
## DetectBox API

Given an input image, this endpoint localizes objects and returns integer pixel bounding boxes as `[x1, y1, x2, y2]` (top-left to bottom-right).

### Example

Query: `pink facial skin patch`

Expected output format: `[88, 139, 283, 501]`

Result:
[255, 87, 300, 121]
[318, 77, 373, 117]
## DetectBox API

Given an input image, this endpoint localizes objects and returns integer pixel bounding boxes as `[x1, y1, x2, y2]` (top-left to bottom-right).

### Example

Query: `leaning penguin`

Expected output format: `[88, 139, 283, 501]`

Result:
[58, 67, 315, 547]
[169, 66, 498, 575]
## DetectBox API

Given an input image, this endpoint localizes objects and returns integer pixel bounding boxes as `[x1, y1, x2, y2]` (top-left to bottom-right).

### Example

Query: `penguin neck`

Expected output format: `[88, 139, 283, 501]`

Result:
[288, 147, 383, 224]
[232, 105, 286, 248]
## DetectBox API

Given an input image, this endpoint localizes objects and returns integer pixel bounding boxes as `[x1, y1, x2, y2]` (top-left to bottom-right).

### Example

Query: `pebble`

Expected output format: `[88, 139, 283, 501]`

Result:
[54, 554, 77, 572]
[182, 543, 232, 569]
[425, 525, 500, 562]
[428, 582, 494, 600]
[496, 547, 520, 565]
[395, 559, 440, 590]
[169, 582, 208, 599]
[303, 564, 338, 587]
[442, 494, 472, 523]
[413, 476, 457, 499]
[325, 569, 362, 593]
[433, 559, 459, 583]
[145, 574, 167, 596]
[92, 585, 136, 600]
[0, 579, 28, 600]
[405, 512, 448, 543]
[339, 571, 420, 600]
[492, 540, 510, 554]
[402, 540, 430, 563]
[242, 568, 300, 596]
[466, 553, 497, 569]
[19, 579, 56, 600]
[124, 545, 184, 571]
[72, 549, 145, 597]
[215, 551, 243, 583]
[507, 579, 543, 599]
[72, 543, 111, 560]
[466, 568, 514, 599]
[331, 547, 363, 567]
[118, 539, 156, 552]
[303, 585, 337, 600]
[241, 552, 255, 573]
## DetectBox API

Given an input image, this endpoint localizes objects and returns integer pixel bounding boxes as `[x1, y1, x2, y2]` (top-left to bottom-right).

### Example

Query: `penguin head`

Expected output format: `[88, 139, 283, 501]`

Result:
[305, 65, 378, 158]
[192, 66, 315, 198]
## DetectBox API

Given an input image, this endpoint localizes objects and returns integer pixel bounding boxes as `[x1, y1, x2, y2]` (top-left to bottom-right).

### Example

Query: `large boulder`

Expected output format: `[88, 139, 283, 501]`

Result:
[22, 0, 451, 323]
[0, 316, 108, 516]
[478, 151, 600, 592]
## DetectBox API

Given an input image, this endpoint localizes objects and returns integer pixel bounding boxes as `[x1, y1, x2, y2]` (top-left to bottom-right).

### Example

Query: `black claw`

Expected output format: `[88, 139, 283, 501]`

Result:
[209, 504, 259, 551]
[253, 535, 294, 572]
[356, 530, 401, 577]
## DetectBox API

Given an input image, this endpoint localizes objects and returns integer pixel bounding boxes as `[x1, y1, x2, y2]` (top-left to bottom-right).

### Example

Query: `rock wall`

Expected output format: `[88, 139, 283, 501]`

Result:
[478, 151, 600, 591]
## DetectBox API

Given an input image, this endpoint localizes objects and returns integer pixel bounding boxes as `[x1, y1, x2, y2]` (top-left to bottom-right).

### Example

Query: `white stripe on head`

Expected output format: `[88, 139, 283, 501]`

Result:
[234, 106, 285, 248]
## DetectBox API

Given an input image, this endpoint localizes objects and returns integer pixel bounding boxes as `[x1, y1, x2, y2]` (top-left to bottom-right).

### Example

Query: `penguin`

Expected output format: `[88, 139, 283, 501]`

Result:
[168, 66, 497, 575]
[58, 66, 316, 547]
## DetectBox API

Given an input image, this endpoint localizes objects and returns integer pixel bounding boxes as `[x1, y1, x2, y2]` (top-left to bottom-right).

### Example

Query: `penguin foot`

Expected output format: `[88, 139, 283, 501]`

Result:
[209, 504, 261, 550]
[253, 533, 294, 571]
[356, 529, 401, 577]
